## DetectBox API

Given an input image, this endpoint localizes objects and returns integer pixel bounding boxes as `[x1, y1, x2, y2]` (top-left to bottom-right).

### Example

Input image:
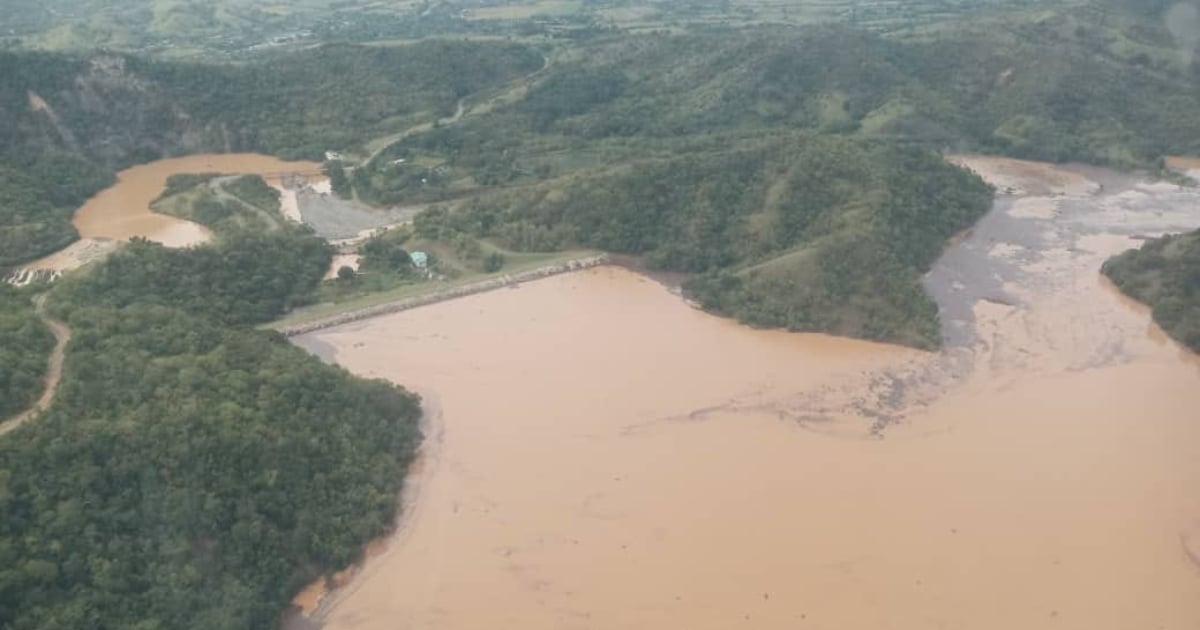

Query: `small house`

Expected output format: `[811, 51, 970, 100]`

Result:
[411, 251, 429, 269]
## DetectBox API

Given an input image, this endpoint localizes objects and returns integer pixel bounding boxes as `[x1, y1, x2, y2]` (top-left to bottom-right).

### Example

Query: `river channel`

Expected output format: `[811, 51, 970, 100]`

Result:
[293, 157, 1200, 629]
[25, 153, 319, 271]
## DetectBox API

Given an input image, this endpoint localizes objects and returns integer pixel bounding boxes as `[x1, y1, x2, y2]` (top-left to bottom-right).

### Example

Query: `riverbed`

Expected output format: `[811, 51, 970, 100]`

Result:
[24, 153, 319, 271]
[293, 158, 1200, 629]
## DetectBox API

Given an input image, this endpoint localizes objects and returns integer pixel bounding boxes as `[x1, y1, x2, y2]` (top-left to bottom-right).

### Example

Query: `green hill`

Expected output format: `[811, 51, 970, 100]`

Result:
[0, 41, 542, 267]
[2, 3, 1200, 627]
[418, 134, 992, 348]
[0, 228, 422, 629]
[1103, 229, 1200, 352]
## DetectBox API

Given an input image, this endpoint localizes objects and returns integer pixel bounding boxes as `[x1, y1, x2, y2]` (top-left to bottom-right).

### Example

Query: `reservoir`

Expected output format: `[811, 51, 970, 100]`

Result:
[294, 158, 1200, 629]
[26, 153, 319, 270]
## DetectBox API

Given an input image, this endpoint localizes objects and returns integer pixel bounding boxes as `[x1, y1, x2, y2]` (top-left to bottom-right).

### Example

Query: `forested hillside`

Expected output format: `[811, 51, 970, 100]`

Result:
[7, 3, 1199, 270]
[420, 135, 993, 347]
[354, 20, 1200, 209]
[0, 285, 53, 419]
[0, 41, 542, 267]
[1, 1, 1198, 628]
[55, 230, 332, 325]
[0, 230, 422, 629]
[1103, 229, 1200, 352]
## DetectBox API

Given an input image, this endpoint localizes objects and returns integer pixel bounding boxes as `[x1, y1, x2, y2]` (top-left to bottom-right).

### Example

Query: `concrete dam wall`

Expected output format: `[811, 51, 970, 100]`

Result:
[279, 254, 610, 336]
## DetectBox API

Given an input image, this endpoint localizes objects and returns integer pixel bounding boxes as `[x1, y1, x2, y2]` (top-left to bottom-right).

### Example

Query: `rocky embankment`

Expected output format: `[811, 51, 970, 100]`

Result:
[278, 254, 609, 336]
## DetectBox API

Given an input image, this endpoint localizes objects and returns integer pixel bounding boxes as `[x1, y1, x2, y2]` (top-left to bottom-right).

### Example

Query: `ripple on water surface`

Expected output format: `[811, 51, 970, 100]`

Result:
[291, 158, 1200, 630]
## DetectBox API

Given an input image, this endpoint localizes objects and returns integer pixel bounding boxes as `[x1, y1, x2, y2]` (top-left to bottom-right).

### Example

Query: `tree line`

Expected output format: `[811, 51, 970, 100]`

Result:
[1103, 229, 1200, 352]
[0, 227, 423, 629]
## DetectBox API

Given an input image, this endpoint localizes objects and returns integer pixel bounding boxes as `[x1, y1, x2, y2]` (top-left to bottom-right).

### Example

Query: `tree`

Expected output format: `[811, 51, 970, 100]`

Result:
[483, 252, 505, 272]
[325, 161, 352, 198]
[337, 265, 357, 281]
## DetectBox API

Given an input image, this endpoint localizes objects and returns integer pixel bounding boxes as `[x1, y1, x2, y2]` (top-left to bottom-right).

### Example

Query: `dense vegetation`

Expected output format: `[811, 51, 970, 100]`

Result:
[0, 40, 541, 266]
[55, 231, 332, 326]
[132, 42, 542, 160]
[0, 285, 53, 419]
[153, 175, 285, 235]
[0, 0, 1045, 60]
[1103, 229, 1200, 351]
[354, 19, 1200, 210]
[419, 135, 992, 347]
[0, 158, 112, 269]
[5, 1, 1198, 267]
[0, 230, 422, 629]
[2, 2, 1199, 626]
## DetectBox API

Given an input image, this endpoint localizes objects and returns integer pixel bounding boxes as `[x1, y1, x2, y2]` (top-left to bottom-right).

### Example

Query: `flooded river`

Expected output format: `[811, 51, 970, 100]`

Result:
[294, 158, 1200, 629]
[26, 153, 319, 270]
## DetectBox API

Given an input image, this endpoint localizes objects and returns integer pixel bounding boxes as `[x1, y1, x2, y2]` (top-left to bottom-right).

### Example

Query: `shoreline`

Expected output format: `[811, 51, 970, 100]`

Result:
[281, 388, 447, 630]
[275, 254, 610, 336]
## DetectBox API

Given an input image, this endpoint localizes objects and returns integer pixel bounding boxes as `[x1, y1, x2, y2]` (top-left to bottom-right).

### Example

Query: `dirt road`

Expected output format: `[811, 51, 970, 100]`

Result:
[0, 295, 71, 437]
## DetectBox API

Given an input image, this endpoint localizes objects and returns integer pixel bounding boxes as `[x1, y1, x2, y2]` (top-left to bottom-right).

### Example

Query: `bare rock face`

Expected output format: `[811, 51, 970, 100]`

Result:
[27, 54, 240, 168]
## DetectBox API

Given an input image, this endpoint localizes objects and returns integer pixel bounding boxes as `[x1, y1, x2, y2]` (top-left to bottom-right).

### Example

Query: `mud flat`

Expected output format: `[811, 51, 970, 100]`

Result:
[292, 157, 1200, 630]
[947, 153, 1099, 196]
[1165, 155, 1200, 181]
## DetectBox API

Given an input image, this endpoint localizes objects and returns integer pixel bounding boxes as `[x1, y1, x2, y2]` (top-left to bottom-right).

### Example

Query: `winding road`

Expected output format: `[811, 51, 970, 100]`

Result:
[0, 295, 70, 437]
[359, 52, 554, 169]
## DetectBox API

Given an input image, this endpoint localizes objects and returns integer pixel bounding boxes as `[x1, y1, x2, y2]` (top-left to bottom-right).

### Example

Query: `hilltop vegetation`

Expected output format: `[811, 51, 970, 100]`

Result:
[55, 230, 332, 326]
[0, 40, 541, 266]
[1103, 229, 1200, 352]
[3, 3, 1200, 626]
[418, 135, 992, 347]
[354, 19, 1200, 205]
[0, 229, 421, 630]
[5, 1, 1198, 268]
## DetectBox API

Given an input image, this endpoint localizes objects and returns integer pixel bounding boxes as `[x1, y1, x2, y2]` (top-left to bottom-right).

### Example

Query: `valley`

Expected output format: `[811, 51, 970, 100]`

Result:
[290, 159, 1200, 630]
[0, 1, 1198, 629]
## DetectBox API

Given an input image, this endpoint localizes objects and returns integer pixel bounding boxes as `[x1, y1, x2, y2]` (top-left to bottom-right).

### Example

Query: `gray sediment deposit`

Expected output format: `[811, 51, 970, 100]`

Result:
[297, 191, 418, 240]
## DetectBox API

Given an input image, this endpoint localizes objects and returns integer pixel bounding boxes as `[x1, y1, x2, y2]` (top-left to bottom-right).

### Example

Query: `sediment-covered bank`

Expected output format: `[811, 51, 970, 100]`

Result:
[292, 159, 1200, 630]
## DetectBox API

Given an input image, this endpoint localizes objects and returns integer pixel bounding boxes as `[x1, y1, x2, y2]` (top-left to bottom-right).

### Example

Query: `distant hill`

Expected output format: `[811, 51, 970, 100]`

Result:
[498, 23, 1200, 163]
[2, 3, 1199, 629]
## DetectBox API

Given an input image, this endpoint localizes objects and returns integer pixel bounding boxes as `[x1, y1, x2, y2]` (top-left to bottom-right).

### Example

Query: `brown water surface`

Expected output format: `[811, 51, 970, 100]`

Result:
[24, 154, 320, 273]
[295, 159, 1200, 629]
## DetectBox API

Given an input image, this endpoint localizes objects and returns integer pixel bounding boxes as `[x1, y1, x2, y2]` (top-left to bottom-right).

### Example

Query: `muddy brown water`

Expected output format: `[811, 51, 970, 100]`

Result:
[26, 154, 319, 270]
[293, 158, 1200, 629]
